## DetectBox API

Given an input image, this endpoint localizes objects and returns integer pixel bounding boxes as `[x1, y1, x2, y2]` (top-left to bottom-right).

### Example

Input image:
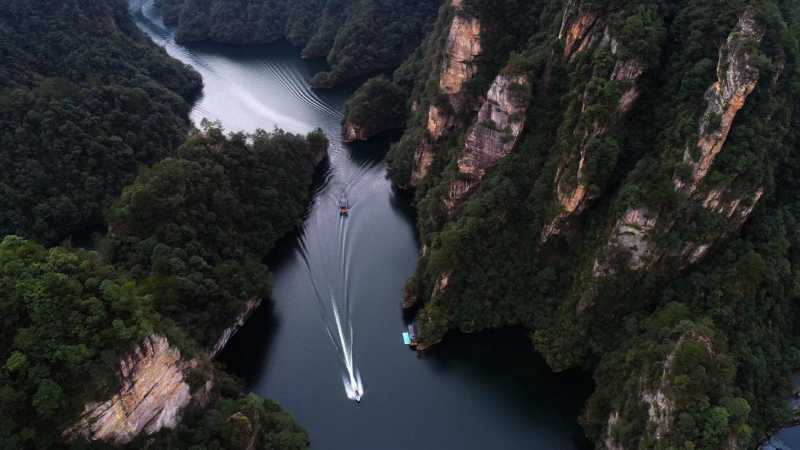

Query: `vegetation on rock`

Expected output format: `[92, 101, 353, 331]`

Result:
[385, 0, 800, 447]
[343, 76, 408, 141]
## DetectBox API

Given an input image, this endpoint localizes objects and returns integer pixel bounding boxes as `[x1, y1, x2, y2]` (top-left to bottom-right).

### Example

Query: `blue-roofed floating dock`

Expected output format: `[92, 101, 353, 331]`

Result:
[403, 324, 419, 348]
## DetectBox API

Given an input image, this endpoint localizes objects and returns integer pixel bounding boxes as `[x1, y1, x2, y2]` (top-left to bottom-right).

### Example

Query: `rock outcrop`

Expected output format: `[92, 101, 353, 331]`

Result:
[67, 297, 263, 444]
[592, 10, 764, 277]
[542, 2, 647, 242]
[673, 10, 764, 193]
[410, 0, 482, 186]
[559, 0, 601, 60]
[65, 335, 193, 444]
[439, 14, 482, 96]
[592, 207, 659, 277]
[445, 72, 530, 212]
[210, 298, 262, 358]
[603, 330, 724, 450]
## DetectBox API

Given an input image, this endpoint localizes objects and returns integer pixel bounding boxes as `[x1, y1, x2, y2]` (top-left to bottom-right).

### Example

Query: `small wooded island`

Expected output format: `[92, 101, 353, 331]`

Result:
[3, 0, 800, 449]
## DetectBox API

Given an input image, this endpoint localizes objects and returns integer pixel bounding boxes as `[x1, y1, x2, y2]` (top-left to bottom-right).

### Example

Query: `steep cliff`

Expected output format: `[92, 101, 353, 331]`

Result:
[444, 71, 529, 213]
[67, 305, 269, 446]
[541, 2, 652, 241]
[65, 335, 195, 444]
[591, 10, 765, 279]
[386, 0, 800, 448]
[438, 13, 482, 96]
[585, 308, 753, 450]
[410, 0, 483, 187]
[673, 11, 764, 194]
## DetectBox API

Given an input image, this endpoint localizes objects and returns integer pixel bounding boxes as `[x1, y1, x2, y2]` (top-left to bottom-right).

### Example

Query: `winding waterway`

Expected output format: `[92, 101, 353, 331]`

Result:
[130, 2, 592, 448]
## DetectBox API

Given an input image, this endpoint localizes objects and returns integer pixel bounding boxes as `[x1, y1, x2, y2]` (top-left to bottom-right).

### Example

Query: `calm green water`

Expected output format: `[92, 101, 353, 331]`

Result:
[130, 1, 592, 448]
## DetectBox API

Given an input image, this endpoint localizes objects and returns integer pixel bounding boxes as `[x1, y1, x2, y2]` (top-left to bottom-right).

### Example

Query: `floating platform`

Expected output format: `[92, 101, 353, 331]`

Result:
[403, 324, 419, 348]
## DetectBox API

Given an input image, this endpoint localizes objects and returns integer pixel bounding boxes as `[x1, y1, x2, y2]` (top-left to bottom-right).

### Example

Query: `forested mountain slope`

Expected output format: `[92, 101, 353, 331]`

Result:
[0, 0, 202, 244]
[0, 1, 325, 449]
[358, 0, 800, 448]
[155, 0, 438, 87]
[1, 127, 323, 450]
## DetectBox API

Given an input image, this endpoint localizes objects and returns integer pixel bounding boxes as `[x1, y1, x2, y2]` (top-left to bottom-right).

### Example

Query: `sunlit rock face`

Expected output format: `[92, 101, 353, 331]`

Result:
[445, 72, 530, 213]
[65, 335, 192, 444]
[674, 10, 764, 194]
[410, 0, 482, 187]
[559, 0, 601, 60]
[439, 15, 482, 96]
[592, 10, 765, 278]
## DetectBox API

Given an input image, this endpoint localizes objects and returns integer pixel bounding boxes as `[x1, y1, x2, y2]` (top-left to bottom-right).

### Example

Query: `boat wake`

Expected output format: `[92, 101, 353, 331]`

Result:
[132, 0, 381, 402]
[297, 184, 365, 402]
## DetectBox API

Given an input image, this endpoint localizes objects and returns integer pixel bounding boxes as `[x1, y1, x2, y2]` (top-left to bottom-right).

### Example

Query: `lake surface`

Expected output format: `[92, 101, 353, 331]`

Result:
[130, 2, 592, 448]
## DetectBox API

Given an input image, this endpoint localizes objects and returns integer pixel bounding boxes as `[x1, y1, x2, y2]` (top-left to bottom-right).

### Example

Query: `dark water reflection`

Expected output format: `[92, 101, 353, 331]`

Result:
[130, 1, 593, 448]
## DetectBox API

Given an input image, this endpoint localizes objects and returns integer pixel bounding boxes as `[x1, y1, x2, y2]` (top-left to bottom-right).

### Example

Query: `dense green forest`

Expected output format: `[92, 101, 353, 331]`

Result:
[104, 124, 327, 350]
[0, 234, 309, 450]
[0, 1, 324, 449]
[130, 390, 309, 450]
[6, 0, 800, 448]
[0, 237, 154, 449]
[342, 76, 407, 140]
[0, 0, 202, 244]
[373, 0, 800, 448]
[0, 127, 323, 449]
[155, 0, 438, 87]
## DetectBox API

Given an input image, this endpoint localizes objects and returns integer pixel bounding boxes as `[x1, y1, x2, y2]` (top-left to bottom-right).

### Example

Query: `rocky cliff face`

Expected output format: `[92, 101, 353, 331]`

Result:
[67, 297, 262, 444]
[439, 14, 482, 96]
[410, 0, 482, 187]
[387, 0, 798, 448]
[65, 335, 193, 444]
[673, 11, 764, 194]
[210, 298, 262, 358]
[559, 0, 600, 60]
[592, 10, 764, 278]
[541, 3, 648, 241]
[602, 330, 733, 450]
[445, 72, 529, 212]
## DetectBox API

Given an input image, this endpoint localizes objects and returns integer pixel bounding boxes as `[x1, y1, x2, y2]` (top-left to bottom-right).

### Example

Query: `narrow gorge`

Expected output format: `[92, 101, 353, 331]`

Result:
[3, 0, 800, 449]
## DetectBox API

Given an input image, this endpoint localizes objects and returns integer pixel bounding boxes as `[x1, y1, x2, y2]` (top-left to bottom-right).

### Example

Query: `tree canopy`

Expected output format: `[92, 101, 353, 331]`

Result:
[0, 0, 202, 244]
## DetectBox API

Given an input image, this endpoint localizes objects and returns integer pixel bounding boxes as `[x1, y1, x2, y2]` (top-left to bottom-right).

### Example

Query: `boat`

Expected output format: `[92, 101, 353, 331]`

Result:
[339, 198, 349, 216]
